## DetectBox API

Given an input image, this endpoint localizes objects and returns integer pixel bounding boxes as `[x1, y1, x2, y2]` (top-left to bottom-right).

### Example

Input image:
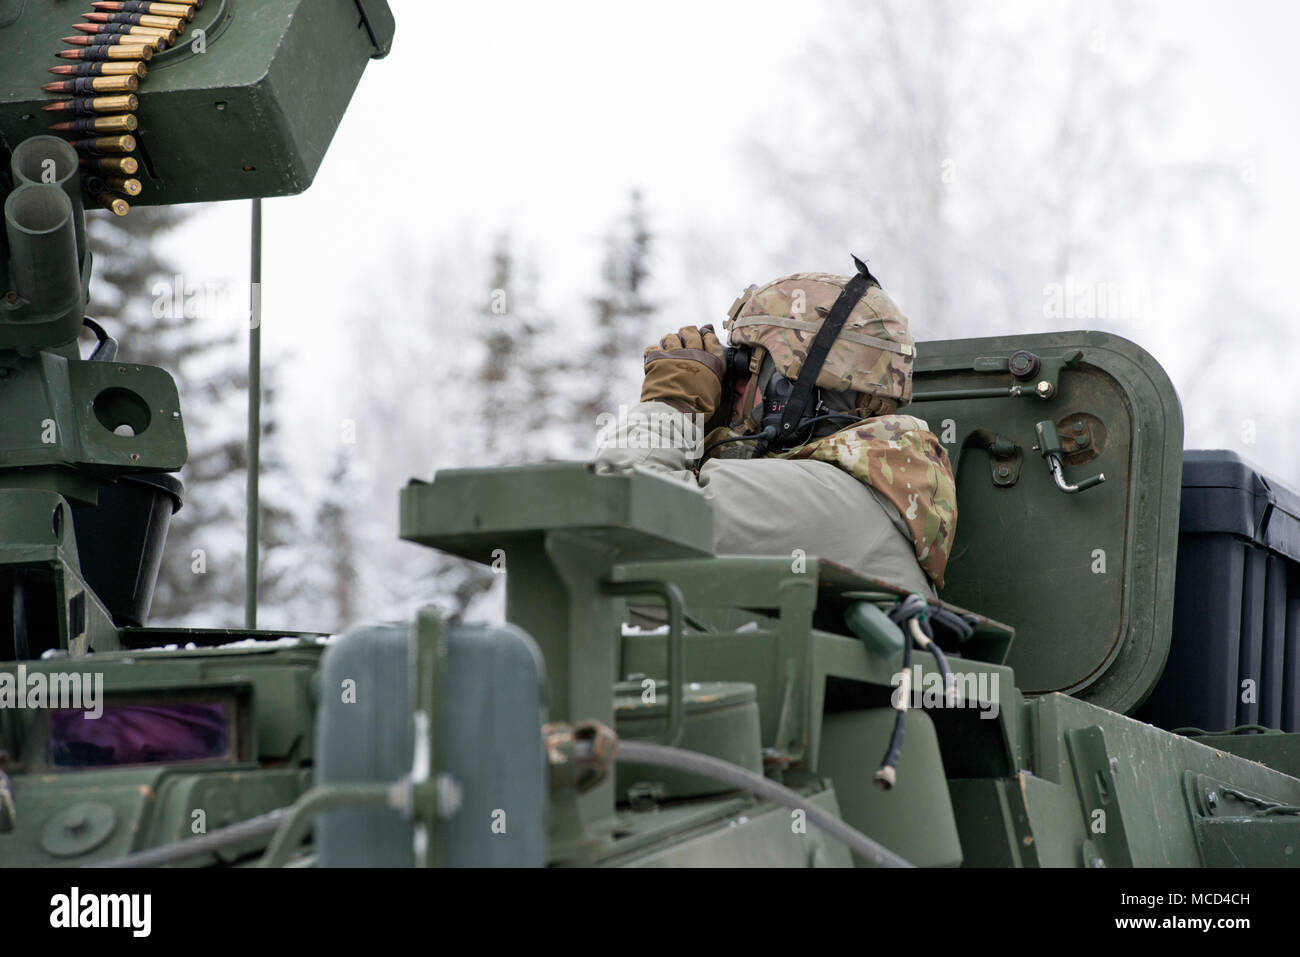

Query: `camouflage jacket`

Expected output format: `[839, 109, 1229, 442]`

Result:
[779, 415, 957, 588]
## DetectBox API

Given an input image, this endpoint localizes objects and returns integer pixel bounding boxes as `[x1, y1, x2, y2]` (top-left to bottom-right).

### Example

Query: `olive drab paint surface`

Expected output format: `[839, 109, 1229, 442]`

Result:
[909, 332, 1183, 714]
[0, 0, 394, 205]
[5, 0, 1300, 871]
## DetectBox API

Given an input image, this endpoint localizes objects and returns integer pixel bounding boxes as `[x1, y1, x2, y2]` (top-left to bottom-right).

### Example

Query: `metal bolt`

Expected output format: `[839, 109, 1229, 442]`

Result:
[996, 466, 1011, 479]
[1207, 791, 1218, 809]
[627, 782, 663, 812]
[435, 773, 463, 818]
[1073, 421, 1085, 434]
[1035, 380, 1054, 398]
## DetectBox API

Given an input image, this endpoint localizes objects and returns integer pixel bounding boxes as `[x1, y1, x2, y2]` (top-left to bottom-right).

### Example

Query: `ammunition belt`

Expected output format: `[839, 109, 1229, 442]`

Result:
[42, 0, 206, 216]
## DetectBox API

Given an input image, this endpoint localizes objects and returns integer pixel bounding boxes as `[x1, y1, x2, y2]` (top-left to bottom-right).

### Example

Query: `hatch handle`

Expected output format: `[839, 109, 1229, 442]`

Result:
[1034, 420, 1106, 494]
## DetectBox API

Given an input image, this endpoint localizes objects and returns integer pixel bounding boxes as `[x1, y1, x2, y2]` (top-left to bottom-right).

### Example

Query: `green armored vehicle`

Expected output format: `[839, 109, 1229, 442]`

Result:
[2, 1, 1300, 871]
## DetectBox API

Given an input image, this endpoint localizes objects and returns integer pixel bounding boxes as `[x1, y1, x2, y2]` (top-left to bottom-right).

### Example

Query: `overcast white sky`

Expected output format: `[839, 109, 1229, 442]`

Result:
[164, 0, 1300, 482]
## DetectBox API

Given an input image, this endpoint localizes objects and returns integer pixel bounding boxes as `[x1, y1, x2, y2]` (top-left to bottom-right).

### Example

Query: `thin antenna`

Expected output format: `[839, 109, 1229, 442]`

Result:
[245, 197, 262, 629]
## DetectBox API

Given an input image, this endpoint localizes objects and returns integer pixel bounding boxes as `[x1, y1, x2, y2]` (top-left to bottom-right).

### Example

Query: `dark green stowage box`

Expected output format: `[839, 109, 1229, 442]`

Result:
[0, 0, 394, 205]
[1138, 450, 1300, 733]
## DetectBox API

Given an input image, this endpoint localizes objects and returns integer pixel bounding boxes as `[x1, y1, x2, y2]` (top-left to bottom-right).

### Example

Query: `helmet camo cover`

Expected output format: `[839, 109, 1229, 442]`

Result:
[724, 271, 915, 403]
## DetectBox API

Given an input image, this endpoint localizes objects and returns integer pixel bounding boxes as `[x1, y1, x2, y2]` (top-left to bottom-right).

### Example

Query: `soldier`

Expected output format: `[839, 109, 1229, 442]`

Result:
[594, 261, 956, 597]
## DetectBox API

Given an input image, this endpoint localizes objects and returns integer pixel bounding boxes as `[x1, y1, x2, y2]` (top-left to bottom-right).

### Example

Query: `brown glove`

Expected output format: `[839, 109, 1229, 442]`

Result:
[640, 325, 726, 418]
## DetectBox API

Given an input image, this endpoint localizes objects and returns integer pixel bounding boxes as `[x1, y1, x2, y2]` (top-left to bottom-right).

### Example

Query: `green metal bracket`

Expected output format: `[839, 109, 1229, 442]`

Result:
[1183, 770, 1300, 867]
[610, 556, 818, 767]
[949, 428, 1024, 490]
[0, 489, 118, 658]
[602, 580, 685, 746]
[911, 351, 1082, 403]
[0, 351, 186, 503]
[1065, 726, 1133, 867]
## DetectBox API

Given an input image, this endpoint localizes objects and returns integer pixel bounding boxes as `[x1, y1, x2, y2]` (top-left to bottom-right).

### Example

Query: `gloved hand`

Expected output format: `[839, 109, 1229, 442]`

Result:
[640, 325, 726, 418]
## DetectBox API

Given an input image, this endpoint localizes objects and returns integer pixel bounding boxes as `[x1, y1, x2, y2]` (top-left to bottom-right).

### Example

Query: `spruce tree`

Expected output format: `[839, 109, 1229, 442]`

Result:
[579, 189, 658, 427]
[84, 207, 296, 627]
[426, 233, 566, 622]
[313, 449, 363, 628]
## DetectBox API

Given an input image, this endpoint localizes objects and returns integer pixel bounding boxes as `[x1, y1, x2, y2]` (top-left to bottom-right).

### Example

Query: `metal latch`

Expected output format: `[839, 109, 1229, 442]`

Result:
[912, 349, 1083, 403]
[1034, 420, 1105, 494]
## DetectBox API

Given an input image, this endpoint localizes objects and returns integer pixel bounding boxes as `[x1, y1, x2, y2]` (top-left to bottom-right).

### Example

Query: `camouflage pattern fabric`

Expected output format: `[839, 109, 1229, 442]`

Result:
[725, 272, 915, 403]
[701, 425, 758, 461]
[779, 414, 957, 588]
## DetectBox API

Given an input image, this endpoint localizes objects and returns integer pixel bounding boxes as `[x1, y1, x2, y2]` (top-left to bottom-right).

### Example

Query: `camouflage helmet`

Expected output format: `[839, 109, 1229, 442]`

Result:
[723, 269, 915, 404]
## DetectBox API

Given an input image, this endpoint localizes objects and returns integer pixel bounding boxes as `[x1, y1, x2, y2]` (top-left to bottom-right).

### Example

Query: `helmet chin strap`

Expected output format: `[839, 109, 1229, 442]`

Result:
[756, 256, 879, 453]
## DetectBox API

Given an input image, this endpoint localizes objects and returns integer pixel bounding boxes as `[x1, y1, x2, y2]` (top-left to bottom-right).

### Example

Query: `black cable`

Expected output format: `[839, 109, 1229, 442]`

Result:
[890, 596, 957, 689]
[701, 425, 777, 459]
[930, 645, 954, 689]
[90, 808, 290, 868]
[701, 412, 867, 460]
[875, 620, 910, 790]
[83, 317, 118, 362]
[886, 593, 929, 628]
[802, 412, 867, 429]
[889, 595, 975, 648]
[914, 616, 957, 707]
[929, 606, 976, 644]
[615, 739, 912, 867]
[876, 594, 964, 788]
